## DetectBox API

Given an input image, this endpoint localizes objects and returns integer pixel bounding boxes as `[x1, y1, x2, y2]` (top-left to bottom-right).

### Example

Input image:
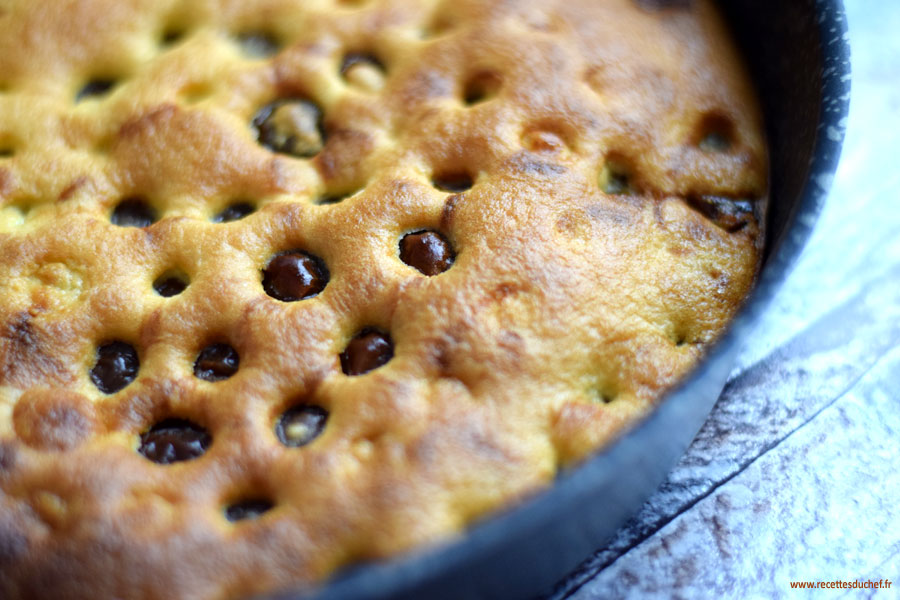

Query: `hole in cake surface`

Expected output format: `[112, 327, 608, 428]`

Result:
[590, 389, 615, 404]
[276, 405, 328, 447]
[0, 147, 13, 158]
[316, 193, 350, 205]
[262, 251, 329, 302]
[432, 171, 473, 193]
[686, 194, 754, 233]
[697, 113, 735, 152]
[212, 201, 255, 223]
[340, 329, 394, 376]
[111, 198, 158, 228]
[316, 186, 363, 205]
[463, 71, 502, 105]
[400, 230, 455, 276]
[599, 160, 634, 195]
[236, 31, 281, 58]
[340, 53, 386, 92]
[421, 13, 457, 39]
[161, 28, 186, 46]
[75, 79, 118, 102]
[153, 272, 188, 297]
[225, 499, 274, 522]
[252, 100, 325, 158]
[139, 418, 211, 464]
[179, 81, 215, 104]
[90, 341, 139, 394]
[193, 343, 240, 382]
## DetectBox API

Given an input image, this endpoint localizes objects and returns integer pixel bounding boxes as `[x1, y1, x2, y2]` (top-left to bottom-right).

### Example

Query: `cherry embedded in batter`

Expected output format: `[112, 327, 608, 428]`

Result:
[90, 341, 139, 394]
[400, 230, 455, 276]
[225, 499, 274, 521]
[193, 344, 240, 382]
[262, 251, 328, 302]
[76, 78, 116, 102]
[153, 275, 187, 297]
[139, 418, 211, 464]
[340, 329, 394, 376]
[212, 202, 255, 223]
[275, 405, 328, 447]
[111, 198, 158, 228]
[432, 171, 473, 193]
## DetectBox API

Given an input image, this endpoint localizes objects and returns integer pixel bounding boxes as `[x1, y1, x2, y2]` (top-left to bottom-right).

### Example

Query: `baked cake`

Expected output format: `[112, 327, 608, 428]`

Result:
[0, 0, 767, 597]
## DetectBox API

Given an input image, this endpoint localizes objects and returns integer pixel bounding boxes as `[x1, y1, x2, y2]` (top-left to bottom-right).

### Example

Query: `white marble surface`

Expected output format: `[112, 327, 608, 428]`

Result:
[550, 1, 900, 597]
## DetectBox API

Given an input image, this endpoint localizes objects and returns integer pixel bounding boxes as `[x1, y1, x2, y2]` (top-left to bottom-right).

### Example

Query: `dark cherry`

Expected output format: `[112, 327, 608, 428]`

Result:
[252, 99, 325, 157]
[138, 418, 211, 464]
[193, 344, 240, 381]
[340, 329, 394, 376]
[153, 275, 187, 297]
[432, 172, 474, 193]
[76, 79, 116, 102]
[111, 198, 157, 228]
[90, 342, 139, 394]
[262, 251, 328, 302]
[225, 499, 274, 521]
[400, 230, 455, 276]
[275, 405, 328, 447]
[212, 202, 255, 223]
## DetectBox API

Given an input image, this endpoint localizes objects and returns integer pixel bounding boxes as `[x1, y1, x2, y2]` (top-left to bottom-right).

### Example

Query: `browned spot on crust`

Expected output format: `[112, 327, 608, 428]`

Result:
[13, 389, 98, 451]
[430, 341, 453, 374]
[400, 71, 453, 109]
[313, 129, 373, 184]
[667, 243, 692, 256]
[105, 379, 183, 432]
[498, 330, 524, 357]
[586, 203, 633, 226]
[507, 152, 566, 179]
[0, 312, 72, 387]
[440, 193, 463, 231]
[0, 168, 13, 196]
[57, 176, 91, 202]
[118, 104, 178, 140]
[487, 282, 527, 304]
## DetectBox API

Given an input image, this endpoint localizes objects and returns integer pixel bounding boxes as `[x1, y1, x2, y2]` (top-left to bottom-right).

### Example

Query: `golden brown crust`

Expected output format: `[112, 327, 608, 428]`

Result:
[0, 0, 766, 597]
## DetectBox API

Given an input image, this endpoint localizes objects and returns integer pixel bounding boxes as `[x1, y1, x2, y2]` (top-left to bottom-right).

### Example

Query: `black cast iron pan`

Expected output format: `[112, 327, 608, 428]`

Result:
[272, 1, 852, 597]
